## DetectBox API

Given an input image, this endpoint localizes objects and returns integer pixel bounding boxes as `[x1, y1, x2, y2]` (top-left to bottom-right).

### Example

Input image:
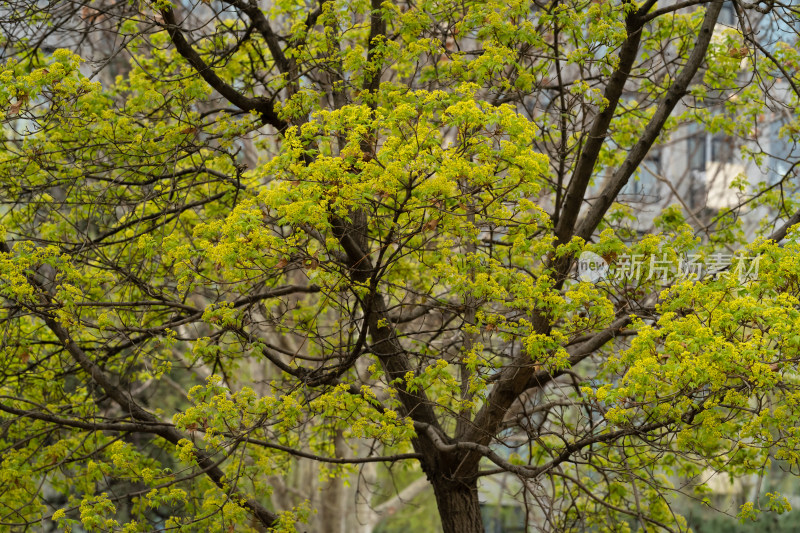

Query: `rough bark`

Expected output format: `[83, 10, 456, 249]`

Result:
[430, 476, 484, 533]
[319, 431, 348, 533]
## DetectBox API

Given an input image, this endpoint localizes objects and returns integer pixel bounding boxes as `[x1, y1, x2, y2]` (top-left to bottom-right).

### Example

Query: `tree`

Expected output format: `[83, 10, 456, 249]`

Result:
[1, 0, 800, 531]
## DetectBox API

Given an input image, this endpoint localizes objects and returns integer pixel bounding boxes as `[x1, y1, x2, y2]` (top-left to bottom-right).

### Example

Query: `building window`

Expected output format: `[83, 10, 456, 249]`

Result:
[619, 151, 661, 202]
[719, 1, 736, 26]
[687, 125, 707, 171]
[687, 126, 736, 170]
[711, 134, 735, 163]
[687, 125, 745, 210]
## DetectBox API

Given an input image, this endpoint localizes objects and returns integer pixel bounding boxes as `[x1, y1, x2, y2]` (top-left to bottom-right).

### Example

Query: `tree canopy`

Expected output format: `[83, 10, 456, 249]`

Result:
[2, 0, 800, 531]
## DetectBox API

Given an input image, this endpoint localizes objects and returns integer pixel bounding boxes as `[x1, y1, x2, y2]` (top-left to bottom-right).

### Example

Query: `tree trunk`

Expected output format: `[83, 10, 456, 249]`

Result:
[318, 431, 347, 533]
[431, 477, 484, 533]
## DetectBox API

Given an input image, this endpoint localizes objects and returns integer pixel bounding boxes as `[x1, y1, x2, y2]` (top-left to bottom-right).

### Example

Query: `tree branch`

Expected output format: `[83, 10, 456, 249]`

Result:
[0, 402, 170, 433]
[575, 0, 725, 242]
[221, 0, 297, 95]
[331, 221, 444, 433]
[241, 436, 422, 465]
[767, 209, 800, 243]
[0, 241, 280, 530]
[363, 0, 387, 95]
[159, 7, 287, 130]
[553, 6, 644, 244]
